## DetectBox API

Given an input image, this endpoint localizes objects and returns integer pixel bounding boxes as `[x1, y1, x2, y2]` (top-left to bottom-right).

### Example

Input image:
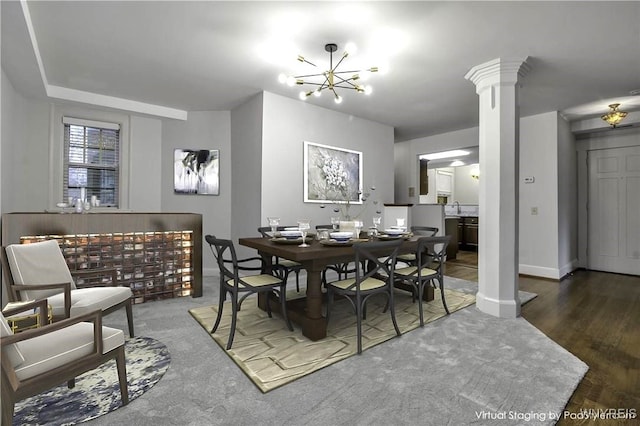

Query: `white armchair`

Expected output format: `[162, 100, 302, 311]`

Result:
[1, 302, 128, 425]
[2, 239, 134, 337]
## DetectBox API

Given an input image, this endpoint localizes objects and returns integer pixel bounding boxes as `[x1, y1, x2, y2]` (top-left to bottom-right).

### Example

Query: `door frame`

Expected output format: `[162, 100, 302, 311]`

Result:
[576, 127, 640, 269]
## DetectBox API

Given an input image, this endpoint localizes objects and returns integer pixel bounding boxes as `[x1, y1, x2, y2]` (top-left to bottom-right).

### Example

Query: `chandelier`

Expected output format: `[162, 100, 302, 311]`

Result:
[278, 43, 378, 104]
[601, 103, 628, 127]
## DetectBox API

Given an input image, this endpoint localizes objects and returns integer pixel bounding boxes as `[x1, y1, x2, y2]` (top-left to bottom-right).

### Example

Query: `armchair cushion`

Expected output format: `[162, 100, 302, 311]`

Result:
[13, 322, 124, 381]
[0, 313, 25, 366]
[5, 240, 76, 300]
[46, 287, 133, 318]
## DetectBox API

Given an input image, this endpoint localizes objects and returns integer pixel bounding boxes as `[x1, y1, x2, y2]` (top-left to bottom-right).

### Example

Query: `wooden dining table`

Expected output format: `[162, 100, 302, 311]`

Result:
[238, 236, 434, 341]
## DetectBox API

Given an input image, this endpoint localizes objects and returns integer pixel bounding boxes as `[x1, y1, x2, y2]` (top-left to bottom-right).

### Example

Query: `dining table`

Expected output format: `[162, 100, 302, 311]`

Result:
[238, 235, 435, 341]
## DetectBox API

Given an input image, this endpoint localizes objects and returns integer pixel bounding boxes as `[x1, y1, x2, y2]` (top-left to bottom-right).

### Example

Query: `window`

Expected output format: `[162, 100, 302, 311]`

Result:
[63, 117, 120, 207]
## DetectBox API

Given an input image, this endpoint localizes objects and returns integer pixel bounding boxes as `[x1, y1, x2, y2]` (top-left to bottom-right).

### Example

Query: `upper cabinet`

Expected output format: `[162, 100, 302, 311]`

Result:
[436, 170, 453, 193]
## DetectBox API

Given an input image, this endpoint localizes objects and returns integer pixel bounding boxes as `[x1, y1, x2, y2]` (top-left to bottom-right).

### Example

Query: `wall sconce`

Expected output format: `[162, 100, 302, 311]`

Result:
[471, 167, 479, 180]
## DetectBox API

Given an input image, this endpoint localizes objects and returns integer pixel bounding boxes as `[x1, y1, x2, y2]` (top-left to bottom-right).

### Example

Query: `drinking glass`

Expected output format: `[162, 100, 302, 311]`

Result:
[354, 220, 363, 239]
[267, 217, 280, 237]
[331, 216, 340, 231]
[297, 220, 311, 247]
[372, 216, 382, 230]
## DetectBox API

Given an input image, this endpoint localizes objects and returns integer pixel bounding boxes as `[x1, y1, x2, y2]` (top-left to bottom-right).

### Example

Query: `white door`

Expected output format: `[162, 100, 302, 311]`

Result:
[588, 145, 640, 275]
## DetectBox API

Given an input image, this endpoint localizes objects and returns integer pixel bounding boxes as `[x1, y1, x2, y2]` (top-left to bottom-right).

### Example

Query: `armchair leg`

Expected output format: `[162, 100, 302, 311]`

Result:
[1, 373, 15, 426]
[116, 346, 129, 406]
[126, 301, 134, 338]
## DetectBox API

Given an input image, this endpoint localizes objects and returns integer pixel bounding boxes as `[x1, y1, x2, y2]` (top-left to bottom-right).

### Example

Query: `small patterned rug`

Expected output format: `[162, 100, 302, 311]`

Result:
[13, 336, 170, 426]
[189, 288, 476, 392]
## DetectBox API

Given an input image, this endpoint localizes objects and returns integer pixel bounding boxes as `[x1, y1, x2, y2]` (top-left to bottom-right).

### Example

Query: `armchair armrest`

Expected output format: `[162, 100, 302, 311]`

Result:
[2, 299, 49, 327]
[11, 282, 72, 318]
[0, 309, 103, 354]
[71, 267, 119, 288]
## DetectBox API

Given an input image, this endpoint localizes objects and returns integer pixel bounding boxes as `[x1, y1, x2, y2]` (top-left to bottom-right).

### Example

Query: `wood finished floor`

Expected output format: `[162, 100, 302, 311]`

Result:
[444, 258, 640, 425]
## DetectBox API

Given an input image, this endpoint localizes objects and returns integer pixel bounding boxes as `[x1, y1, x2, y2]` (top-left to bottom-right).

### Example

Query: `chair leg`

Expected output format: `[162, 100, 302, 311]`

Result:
[388, 291, 401, 337]
[126, 300, 134, 338]
[211, 289, 226, 334]
[237, 292, 252, 311]
[295, 270, 301, 292]
[325, 287, 333, 324]
[437, 277, 450, 314]
[67, 378, 75, 388]
[356, 295, 363, 355]
[226, 292, 239, 350]
[417, 282, 425, 327]
[279, 286, 293, 331]
[1, 375, 15, 426]
[116, 345, 129, 406]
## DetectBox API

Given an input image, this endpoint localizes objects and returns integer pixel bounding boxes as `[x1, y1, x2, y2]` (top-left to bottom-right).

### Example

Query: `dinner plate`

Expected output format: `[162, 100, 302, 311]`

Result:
[378, 234, 410, 241]
[270, 237, 305, 245]
[319, 239, 354, 247]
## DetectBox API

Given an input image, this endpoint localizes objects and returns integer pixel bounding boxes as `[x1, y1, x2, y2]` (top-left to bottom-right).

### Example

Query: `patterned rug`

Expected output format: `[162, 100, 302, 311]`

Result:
[13, 336, 171, 426]
[189, 287, 476, 392]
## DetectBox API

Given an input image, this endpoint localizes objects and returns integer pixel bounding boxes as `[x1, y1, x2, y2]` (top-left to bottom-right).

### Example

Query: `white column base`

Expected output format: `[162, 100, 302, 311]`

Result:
[476, 291, 521, 318]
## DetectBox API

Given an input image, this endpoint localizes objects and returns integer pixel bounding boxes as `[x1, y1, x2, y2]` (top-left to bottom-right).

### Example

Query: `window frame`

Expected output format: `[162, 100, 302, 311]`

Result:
[50, 106, 130, 210]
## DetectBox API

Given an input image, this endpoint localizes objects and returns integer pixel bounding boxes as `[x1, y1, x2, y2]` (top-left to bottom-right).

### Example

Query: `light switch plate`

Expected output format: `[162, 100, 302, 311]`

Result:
[524, 176, 535, 184]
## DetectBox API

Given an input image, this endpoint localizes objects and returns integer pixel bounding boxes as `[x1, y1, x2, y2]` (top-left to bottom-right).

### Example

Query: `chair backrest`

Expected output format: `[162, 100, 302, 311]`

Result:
[257, 226, 298, 237]
[416, 236, 450, 276]
[411, 226, 438, 237]
[315, 224, 333, 230]
[352, 239, 403, 289]
[204, 235, 238, 284]
[4, 240, 76, 301]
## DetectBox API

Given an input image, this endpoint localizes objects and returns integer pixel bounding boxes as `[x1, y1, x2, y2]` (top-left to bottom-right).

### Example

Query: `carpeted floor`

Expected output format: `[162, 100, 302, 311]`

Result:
[87, 274, 585, 426]
[13, 336, 170, 426]
[189, 287, 476, 392]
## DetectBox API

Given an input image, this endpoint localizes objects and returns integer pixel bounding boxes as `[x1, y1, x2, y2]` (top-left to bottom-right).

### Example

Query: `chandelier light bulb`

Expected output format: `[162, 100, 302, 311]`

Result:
[334, 95, 343, 104]
[278, 73, 287, 84]
[313, 89, 321, 97]
[364, 85, 373, 95]
[344, 42, 357, 55]
[286, 76, 296, 86]
[299, 91, 307, 100]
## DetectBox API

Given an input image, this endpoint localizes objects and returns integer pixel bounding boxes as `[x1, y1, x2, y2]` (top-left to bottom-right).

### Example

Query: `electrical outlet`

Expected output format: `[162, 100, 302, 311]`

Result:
[531, 207, 538, 215]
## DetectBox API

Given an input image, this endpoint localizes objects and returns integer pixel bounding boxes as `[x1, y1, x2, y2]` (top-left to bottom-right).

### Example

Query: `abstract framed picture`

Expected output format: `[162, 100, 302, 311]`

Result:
[303, 141, 362, 204]
[174, 149, 220, 195]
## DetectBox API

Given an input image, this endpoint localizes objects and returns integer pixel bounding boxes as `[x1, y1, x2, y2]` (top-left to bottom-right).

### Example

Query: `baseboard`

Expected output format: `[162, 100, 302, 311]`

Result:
[518, 264, 561, 280]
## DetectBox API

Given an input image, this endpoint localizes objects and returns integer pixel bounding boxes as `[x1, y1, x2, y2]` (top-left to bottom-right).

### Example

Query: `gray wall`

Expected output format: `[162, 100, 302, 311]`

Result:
[162, 111, 232, 274]
[395, 112, 577, 279]
[260, 92, 394, 230]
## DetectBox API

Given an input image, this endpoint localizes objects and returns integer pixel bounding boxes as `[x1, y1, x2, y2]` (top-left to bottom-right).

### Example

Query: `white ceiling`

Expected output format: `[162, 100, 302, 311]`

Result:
[3, 1, 640, 142]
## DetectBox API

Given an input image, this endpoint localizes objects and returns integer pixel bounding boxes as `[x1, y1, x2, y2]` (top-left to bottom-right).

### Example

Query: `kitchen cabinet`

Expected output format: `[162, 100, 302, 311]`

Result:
[445, 217, 459, 259]
[457, 216, 478, 251]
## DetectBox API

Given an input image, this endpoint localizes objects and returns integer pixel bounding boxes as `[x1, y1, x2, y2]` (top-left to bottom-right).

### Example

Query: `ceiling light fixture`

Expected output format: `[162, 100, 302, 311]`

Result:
[278, 43, 378, 104]
[601, 103, 628, 128]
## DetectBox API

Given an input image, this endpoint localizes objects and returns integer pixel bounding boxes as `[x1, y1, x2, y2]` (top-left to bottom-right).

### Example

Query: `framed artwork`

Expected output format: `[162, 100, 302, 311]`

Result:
[174, 149, 219, 195]
[304, 141, 362, 204]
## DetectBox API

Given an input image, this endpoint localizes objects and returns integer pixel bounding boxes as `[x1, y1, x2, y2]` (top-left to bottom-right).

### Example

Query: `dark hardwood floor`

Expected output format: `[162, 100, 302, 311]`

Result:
[444, 258, 640, 425]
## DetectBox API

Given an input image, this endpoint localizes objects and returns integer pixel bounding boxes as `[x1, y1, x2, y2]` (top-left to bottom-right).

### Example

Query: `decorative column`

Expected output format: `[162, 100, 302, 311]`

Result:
[464, 57, 530, 318]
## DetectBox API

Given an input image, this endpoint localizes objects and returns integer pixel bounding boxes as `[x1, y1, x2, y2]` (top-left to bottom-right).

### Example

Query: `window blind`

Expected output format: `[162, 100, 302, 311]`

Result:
[63, 117, 120, 207]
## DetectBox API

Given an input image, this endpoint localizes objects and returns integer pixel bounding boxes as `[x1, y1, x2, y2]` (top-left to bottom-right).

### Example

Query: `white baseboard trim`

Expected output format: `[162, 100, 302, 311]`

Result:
[559, 259, 579, 278]
[518, 264, 561, 280]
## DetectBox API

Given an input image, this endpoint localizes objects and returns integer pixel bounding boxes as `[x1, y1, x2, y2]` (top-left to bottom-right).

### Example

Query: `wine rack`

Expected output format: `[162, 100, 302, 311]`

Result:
[20, 231, 193, 304]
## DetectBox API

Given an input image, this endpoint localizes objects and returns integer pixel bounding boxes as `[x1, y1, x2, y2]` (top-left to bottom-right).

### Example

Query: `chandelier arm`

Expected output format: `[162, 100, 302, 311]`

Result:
[293, 72, 331, 79]
[331, 54, 349, 73]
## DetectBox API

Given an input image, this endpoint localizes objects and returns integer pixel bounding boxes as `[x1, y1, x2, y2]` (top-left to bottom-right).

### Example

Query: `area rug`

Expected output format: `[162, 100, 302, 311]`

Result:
[189, 287, 476, 392]
[13, 336, 171, 426]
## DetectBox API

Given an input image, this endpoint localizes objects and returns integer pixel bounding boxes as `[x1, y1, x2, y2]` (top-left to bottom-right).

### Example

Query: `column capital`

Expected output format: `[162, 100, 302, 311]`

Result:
[464, 57, 531, 91]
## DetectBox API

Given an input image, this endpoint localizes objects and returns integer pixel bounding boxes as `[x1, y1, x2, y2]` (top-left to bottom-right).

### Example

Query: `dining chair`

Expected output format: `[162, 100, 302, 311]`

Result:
[257, 226, 303, 292]
[394, 236, 451, 326]
[316, 224, 362, 286]
[325, 239, 403, 354]
[1, 303, 128, 425]
[2, 239, 134, 337]
[396, 226, 439, 266]
[205, 235, 293, 350]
